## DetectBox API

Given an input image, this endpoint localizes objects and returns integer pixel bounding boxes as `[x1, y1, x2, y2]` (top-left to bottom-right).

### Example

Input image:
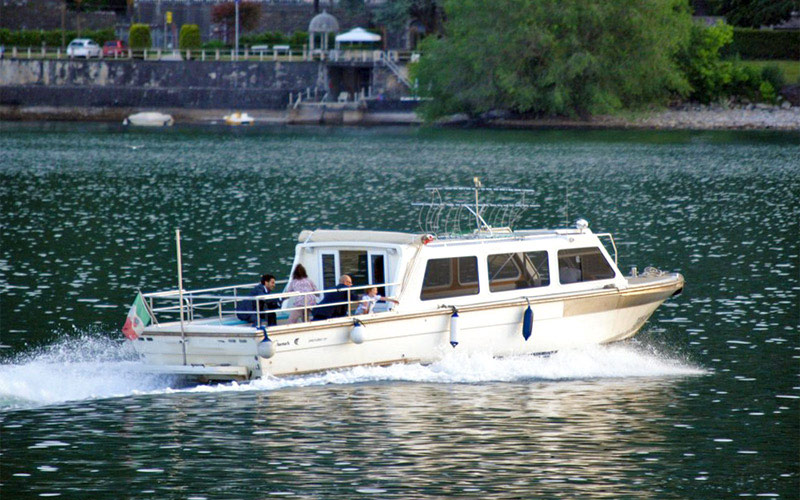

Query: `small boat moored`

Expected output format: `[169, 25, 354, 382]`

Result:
[224, 112, 255, 125]
[123, 112, 174, 127]
[121, 181, 684, 382]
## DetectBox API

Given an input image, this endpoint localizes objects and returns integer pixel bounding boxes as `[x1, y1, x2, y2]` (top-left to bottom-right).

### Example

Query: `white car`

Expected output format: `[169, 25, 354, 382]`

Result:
[67, 39, 101, 58]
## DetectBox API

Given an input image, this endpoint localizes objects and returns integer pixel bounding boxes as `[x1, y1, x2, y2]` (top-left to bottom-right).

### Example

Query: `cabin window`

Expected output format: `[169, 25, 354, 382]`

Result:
[321, 253, 337, 290]
[488, 251, 550, 292]
[340, 250, 369, 289]
[557, 247, 615, 284]
[420, 257, 480, 300]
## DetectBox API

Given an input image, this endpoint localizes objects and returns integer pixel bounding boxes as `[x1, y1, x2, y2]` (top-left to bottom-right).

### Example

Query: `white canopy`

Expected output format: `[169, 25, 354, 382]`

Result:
[335, 27, 381, 43]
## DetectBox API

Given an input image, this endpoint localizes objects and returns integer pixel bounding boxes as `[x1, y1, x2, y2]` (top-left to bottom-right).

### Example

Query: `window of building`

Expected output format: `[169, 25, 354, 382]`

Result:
[420, 256, 480, 300]
[488, 251, 550, 292]
[557, 247, 615, 284]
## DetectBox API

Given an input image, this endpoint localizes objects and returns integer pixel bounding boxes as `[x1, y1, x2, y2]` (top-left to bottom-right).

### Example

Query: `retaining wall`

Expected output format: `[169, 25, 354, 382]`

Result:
[0, 58, 325, 110]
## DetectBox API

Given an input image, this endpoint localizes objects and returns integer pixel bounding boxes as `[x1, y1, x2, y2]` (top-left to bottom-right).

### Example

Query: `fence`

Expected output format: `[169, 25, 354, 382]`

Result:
[0, 46, 420, 64]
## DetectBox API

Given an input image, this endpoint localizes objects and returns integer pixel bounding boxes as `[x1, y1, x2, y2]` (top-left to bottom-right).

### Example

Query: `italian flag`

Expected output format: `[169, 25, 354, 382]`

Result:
[122, 292, 152, 340]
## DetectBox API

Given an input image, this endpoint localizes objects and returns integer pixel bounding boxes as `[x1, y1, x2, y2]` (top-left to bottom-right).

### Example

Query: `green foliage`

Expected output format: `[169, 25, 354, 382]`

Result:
[374, 0, 445, 35]
[707, 0, 795, 28]
[129, 24, 152, 50]
[178, 24, 202, 50]
[677, 22, 784, 103]
[289, 31, 309, 48]
[202, 40, 229, 50]
[677, 22, 735, 103]
[0, 28, 115, 47]
[726, 28, 800, 60]
[759, 63, 786, 89]
[415, 0, 693, 119]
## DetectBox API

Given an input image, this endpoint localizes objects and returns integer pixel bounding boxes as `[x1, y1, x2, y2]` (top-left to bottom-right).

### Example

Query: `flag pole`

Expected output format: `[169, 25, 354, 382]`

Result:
[177, 229, 187, 365]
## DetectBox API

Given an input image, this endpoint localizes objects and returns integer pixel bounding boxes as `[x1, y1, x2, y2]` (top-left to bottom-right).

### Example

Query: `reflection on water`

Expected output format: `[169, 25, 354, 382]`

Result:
[0, 124, 798, 498]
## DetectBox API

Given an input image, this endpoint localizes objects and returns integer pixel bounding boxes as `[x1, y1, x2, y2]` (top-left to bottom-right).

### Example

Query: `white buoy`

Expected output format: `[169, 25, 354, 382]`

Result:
[450, 309, 459, 348]
[351, 319, 365, 344]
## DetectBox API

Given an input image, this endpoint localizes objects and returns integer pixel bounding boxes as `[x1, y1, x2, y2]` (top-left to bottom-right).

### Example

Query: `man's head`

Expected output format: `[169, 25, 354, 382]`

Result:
[340, 275, 353, 287]
[261, 274, 277, 291]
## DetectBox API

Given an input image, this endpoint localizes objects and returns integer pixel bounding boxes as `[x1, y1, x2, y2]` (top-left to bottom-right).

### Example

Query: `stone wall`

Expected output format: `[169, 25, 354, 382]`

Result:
[0, 58, 325, 109]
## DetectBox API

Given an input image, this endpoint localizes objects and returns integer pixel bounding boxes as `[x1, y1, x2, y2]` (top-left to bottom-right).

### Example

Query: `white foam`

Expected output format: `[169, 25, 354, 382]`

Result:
[0, 334, 706, 409]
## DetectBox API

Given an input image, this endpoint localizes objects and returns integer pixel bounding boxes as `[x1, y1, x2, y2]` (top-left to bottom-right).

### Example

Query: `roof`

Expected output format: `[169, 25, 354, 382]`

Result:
[297, 229, 422, 246]
[308, 10, 340, 33]
[335, 27, 381, 43]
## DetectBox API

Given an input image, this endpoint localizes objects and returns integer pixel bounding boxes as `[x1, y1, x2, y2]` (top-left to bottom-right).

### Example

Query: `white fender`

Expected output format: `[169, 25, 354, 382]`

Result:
[450, 310, 459, 348]
[351, 320, 365, 344]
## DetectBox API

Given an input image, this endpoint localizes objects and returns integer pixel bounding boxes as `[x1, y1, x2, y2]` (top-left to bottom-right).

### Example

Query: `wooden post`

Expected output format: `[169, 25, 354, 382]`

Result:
[215, 49, 220, 61]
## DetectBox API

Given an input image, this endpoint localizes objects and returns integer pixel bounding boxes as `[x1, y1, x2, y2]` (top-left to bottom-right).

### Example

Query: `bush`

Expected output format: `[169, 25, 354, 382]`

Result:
[760, 63, 786, 90]
[178, 24, 201, 50]
[202, 40, 228, 50]
[677, 22, 734, 103]
[289, 31, 308, 48]
[129, 24, 152, 50]
[727, 28, 800, 60]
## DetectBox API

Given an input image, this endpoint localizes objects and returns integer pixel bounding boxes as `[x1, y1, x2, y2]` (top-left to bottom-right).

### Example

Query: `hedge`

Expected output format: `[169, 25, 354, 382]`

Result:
[240, 30, 309, 48]
[178, 24, 201, 50]
[727, 28, 800, 60]
[129, 24, 151, 50]
[0, 28, 115, 47]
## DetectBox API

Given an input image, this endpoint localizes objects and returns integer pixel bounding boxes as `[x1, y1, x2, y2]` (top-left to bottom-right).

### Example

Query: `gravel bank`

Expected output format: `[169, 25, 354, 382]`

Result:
[485, 104, 800, 130]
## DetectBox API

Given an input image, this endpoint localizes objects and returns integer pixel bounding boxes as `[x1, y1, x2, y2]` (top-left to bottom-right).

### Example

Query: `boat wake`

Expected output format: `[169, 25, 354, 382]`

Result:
[0, 332, 707, 411]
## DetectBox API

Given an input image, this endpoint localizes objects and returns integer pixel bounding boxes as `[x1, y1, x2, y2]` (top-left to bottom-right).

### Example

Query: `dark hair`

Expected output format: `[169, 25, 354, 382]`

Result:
[261, 274, 276, 284]
[292, 264, 308, 280]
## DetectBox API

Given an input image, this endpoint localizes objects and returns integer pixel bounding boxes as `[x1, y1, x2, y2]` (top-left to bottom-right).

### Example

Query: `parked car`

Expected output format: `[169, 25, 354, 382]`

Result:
[67, 39, 101, 58]
[102, 40, 127, 57]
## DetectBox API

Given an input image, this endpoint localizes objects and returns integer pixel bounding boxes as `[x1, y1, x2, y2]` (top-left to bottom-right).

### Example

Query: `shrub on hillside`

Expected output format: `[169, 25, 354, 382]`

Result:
[179, 24, 202, 50]
[129, 24, 152, 50]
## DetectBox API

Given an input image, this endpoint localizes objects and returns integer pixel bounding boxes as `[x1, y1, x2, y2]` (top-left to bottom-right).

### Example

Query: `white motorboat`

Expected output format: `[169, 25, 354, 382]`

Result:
[122, 183, 684, 381]
[123, 112, 174, 127]
[224, 112, 254, 125]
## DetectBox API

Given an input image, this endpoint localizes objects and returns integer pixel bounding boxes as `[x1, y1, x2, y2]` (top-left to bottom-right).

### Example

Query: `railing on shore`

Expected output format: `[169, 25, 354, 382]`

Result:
[0, 46, 421, 64]
[142, 281, 400, 328]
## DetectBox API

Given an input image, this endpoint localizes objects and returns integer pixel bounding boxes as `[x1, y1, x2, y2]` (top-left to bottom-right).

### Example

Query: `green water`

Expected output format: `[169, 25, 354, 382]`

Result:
[0, 123, 798, 498]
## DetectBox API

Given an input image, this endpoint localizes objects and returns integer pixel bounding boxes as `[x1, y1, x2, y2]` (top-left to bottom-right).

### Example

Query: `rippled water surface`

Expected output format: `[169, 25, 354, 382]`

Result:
[1, 123, 798, 498]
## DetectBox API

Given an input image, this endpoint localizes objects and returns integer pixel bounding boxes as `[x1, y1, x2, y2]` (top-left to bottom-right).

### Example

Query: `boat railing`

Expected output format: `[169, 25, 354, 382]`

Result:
[141, 281, 400, 327]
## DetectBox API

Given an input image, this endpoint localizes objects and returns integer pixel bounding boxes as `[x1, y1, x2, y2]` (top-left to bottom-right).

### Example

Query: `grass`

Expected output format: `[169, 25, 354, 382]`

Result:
[740, 59, 800, 84]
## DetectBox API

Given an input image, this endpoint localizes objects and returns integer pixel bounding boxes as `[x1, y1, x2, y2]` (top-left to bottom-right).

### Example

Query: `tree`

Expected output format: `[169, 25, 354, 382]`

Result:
[708, 0, 796, 28]
[374, 0, 445, 36]
[414, 0, 693, 120]
[129, 23, 151, 49]
[212, 2, 262, 43]
[179, 24, 202, 50]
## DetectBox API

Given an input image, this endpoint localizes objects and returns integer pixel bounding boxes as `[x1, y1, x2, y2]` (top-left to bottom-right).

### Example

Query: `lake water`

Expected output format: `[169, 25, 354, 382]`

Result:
[1, 123, 798, 498]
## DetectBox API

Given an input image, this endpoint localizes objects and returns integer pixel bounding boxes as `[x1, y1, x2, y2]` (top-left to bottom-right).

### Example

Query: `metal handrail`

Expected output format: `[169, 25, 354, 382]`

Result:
[145, 281, 400, 324]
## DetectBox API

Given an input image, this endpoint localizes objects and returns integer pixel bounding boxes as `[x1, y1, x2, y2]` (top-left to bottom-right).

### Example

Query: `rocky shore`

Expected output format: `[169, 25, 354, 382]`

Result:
[481, 103, 800, 130]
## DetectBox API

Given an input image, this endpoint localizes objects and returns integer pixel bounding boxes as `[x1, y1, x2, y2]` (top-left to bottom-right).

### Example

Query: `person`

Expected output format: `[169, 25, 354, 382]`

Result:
[285, 264, 318, 323]
[355, 286, 399, 315]
[236, 274, 281, 326]
[312, 274, 353, 321]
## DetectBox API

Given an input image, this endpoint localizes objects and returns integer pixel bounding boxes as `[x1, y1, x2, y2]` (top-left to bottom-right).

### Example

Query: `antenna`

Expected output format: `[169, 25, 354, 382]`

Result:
[413, 180, 538, 238]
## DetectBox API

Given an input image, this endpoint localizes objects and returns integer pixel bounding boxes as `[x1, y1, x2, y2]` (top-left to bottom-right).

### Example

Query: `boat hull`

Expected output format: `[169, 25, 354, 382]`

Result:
[132, 274, 683, 380]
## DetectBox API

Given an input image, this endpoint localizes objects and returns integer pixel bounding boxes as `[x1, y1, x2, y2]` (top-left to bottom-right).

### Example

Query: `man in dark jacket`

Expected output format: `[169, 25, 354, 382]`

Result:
[313, 274, 353, 320]
[237, 274, 281, 326]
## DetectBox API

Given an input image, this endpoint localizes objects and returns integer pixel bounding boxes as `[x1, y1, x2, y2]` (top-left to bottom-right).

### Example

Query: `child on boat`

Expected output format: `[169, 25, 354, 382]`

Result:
[355, 286, 399, 315]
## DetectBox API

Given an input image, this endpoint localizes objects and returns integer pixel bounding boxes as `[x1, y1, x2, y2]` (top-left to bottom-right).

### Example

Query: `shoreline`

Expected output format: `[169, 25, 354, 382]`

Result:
[1, 104, 799, 130]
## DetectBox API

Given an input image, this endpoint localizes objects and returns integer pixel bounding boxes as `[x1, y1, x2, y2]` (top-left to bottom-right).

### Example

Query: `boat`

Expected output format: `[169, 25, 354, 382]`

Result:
[122, 182, 684, 382]
[224, 112, 254, 125]
[123, 112, 174, 127]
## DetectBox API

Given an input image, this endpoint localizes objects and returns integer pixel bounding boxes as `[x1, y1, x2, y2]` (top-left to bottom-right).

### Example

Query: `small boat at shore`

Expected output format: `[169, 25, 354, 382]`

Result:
[224, 112, 254, 125]
[123, 112, 174, 127]
[122, 182, 684, 382]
